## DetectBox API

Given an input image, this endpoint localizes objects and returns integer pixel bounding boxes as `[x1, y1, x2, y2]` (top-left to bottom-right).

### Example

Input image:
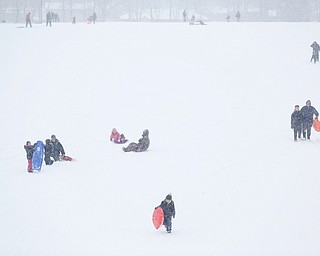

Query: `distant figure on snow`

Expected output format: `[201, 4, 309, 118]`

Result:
[24, 141, 34, 172]
[235, 11, 241, 22]
[189, 14, 195, 25]
[310, 41, 320, 63]
[183, 10, 187, 22]
[110, 128, 128, 144]
[46, 11, 52, 27]
[44, 139, 54, 165]
[72, 16, 76, 24]
[122, 129, 149, 152]
[26, 12, 32, 28]
[300, 100, 319, 140]
[291, 105, 303, 142]
[226, 14, 230, 22]
[155, 194, 176, 233]
[91, 12, 97, 24]
[50, 134, 65, 161]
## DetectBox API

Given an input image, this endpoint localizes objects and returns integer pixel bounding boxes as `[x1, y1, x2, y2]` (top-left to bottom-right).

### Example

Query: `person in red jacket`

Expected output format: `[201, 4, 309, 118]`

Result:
[110, 128, 120, 143]
[110, 128, 128, 144]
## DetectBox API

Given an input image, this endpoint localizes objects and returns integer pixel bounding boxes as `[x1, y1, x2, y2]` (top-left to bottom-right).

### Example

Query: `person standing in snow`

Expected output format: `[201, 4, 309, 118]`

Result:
[300, 100, 319, 140]
[50, 134, 65, 161]
[72, 17, 76, 24]
[310, 41, 320, 63]
[183, 10, 187, 22]
[24, 141, 34, 172]
[92, 12, 97, 24]
[122, 129, 149, 152]
[291, 105, 303, 142]
[235, 11, 241, 22]
[46, 11, 52, 27]
[26, 12, 32, 28]
[155, 194, 176, 233]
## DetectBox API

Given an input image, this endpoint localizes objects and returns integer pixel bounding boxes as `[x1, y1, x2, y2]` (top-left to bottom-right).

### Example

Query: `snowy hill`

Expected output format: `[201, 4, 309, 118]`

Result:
[0, 22, 320, 256]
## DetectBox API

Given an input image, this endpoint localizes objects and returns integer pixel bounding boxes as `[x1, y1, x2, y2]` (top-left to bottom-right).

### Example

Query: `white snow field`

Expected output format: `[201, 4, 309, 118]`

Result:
[0, 22, 320, 256]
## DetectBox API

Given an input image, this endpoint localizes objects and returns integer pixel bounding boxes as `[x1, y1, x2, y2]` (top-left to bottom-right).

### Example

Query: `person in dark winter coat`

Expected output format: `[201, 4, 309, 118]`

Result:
[300, 100, 319, 140]
[155, 194, 176, 233]
[50, 134, 65, 161]
[44, 139, 54, 165]
[122, 129, 149, 152]
[26, 12, 32, 28]
[310, 41, 320, 63]
[291, 105, 303, 141]
[235, 11, 241, 22]
[24, 141, 34, 172]
[46, 11, 52, 27]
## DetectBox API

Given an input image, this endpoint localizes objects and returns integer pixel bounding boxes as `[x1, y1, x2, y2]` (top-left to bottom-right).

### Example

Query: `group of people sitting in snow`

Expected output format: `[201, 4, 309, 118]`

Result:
[110, 128, 150, 152]
[291, 100, 319, 142]
[24, 134, 66, 172]
[24, 129, 150, 172]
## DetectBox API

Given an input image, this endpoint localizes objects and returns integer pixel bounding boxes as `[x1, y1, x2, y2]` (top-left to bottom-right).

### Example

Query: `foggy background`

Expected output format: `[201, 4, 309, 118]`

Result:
[1, 0, 320, 23]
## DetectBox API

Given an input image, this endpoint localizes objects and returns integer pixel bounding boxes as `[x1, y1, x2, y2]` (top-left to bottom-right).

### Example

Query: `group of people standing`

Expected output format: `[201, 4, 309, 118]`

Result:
[24, 134, 65, 172]
[291, 100, 319, 141]
[24, 11, 96, 27]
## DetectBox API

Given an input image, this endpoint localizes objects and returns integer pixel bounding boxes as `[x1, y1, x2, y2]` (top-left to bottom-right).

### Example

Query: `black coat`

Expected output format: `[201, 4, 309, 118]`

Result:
[159, 200, 175, 218]
[45, 141, 53, 158]
[291, 110, 303, 129]
[300, 106, 319, 123]
[24, 145, 34, 160]
[137, 135, 150, 152]
[51, 139, 65, 157]
[311, 42, 320, 53]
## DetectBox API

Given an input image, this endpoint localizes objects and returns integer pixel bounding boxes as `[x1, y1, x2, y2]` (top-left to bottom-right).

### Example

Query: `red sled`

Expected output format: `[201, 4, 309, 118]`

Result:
[152, 207, 164, 229]
[61, 156, 73, 161]
[313, 118, 320, 132]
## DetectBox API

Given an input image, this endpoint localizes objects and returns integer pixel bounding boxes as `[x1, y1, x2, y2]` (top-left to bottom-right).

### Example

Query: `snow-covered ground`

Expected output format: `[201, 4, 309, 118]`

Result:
[0, 22, 320, 256]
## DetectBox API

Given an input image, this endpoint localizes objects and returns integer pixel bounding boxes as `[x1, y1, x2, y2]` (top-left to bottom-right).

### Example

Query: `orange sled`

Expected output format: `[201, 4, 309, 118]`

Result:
[313, 118, 320, 132]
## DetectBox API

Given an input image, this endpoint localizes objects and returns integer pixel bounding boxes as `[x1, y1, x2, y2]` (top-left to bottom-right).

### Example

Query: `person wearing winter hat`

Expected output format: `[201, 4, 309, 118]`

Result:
[300, 100, 319, 140]
[110, 128, 121, 143]
[44, 139, 54, 165]
[155, 194, 176, 233]
[50, 134, 65, 161]
[291, 105, 303, 142]
[24, 141, 34, 172]
[122, 129, 149, 152]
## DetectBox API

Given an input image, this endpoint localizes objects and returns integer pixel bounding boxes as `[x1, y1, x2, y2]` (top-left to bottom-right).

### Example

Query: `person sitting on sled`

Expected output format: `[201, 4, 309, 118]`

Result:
[155, 194, 176, 233]
[110, 128, 128, 144]
[122, 129, 149, 152]
[24, 141, 34, 172]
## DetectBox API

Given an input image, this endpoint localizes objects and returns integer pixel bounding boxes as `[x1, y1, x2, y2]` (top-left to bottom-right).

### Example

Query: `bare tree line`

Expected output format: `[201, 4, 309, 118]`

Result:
[1, 0, 320, 23]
